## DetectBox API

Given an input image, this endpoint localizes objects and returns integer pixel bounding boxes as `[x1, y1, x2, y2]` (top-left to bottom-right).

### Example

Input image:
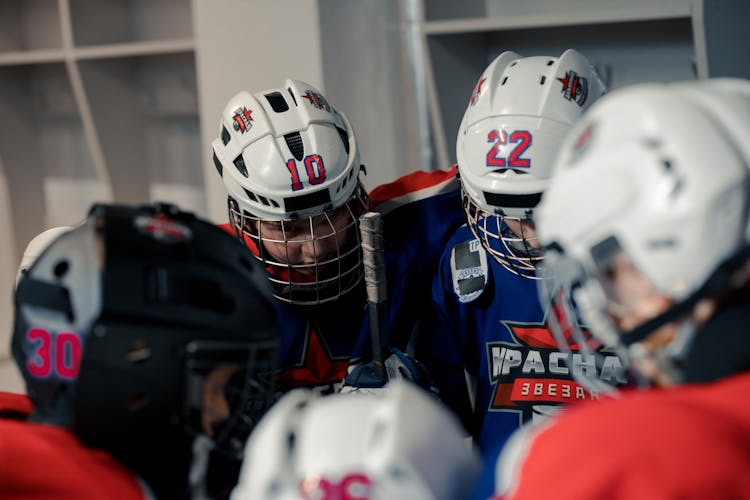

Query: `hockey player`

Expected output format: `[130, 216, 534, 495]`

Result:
[3, 203, 279, 499]
[231, 380, 479, 500]
[495, 79, 750, 499]
[415, 50, 614, 498]
[211, 79, 465, 395]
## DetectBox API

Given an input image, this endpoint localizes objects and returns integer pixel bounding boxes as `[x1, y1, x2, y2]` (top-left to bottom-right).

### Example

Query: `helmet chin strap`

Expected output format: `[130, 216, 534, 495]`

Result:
[620, 243, 750, 348]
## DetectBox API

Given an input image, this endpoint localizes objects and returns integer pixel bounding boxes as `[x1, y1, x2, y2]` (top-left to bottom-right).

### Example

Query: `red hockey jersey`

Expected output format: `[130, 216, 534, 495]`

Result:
[495, 372, 750, 499]
[0, 392, 148, 499]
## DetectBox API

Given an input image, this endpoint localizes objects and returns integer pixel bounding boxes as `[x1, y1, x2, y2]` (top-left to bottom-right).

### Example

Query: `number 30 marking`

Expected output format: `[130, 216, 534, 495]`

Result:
[26, 327, 82, 380]
[486, 129, 532, 168]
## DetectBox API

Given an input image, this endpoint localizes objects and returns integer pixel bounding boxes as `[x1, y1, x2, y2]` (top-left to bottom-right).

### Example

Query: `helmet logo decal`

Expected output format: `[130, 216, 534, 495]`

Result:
[286, 154, 327, 191]
[486, 129, 532, 169]
[299, 473, 373, 500]
[134, 214, 193, 243]
[557, 70, 589, 106]
[470, 77, 486, 105]
[232, 106, 254, 133]
[26, 327, 82, 380]
[568, 122, 596, 164]
[302, 90, 331, 111]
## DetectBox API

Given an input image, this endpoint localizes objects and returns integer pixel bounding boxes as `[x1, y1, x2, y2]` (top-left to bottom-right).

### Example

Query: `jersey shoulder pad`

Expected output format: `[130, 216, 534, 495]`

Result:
[450, 238, 489, 303]
[370, 166, 458, 214]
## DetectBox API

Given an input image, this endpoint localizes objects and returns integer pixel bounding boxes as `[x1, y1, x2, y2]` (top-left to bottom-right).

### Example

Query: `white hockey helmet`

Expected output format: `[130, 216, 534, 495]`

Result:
[457, 49, 606, 279]
[15, 226, 73, 288]
[231, 380, 479, 500]
[536, 78, 750, 390]
[212, 79, 369, 305]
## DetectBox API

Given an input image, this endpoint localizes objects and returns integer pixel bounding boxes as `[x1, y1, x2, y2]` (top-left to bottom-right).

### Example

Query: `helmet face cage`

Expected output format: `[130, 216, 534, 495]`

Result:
[461, 184, 542, 279]
[182, 338, 278, 460]
[535, 248, 631, 397]
[229, 183, 371, 306]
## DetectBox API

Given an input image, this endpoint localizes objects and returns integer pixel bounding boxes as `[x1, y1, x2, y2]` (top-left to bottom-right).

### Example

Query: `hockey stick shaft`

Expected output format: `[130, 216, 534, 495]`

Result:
[359, 211, 388, 380]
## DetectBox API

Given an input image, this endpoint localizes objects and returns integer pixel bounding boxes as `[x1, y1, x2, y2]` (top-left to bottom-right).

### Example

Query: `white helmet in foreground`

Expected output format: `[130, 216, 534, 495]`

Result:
[536, 78, 750, 392]
[231, 380, 479, 500]
[457, 49, 606, 279]
[212, 79, 369, 305]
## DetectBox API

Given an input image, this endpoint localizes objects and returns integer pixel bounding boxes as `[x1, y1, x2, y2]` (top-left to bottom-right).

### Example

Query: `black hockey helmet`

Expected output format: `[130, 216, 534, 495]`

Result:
[12, 202, 280, 496]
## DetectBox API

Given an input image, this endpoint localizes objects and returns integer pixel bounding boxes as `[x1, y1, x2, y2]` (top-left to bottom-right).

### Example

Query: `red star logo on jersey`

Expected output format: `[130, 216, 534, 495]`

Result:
[470, 77, 486, 105]
[275, 326, 350, 389]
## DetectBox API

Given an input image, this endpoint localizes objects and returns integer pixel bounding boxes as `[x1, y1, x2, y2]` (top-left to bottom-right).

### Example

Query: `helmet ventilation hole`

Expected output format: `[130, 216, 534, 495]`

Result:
[221, 126, 231, 145]
[501, 77, 508, 85]
[336, 126, 350, 154]
[53, 260, 69, 278]
[287, 87, 297, 106]
[126, 339, 152, 364]
[212, 151, 223, 177]
[547, 59, 555, 66]
[540, 76, 546, 84]
[265, 92, 289, 112]
[233, 155, 249, 177]
[284, 132, 304, 161]
[243, 189, 258, 203]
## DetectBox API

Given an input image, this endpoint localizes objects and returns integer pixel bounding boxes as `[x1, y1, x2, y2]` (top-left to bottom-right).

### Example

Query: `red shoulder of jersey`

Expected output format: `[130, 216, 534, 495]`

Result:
[498, 373, 750, 499]
[370, 166, 459, 214]
[218, 222, 233, 236]
[0, 420, 147, 499]
[0, 391, 33, 420]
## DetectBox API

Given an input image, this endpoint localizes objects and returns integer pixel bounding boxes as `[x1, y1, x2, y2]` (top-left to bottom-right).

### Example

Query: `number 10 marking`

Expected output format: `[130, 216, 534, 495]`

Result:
[286, 154, 327, 191]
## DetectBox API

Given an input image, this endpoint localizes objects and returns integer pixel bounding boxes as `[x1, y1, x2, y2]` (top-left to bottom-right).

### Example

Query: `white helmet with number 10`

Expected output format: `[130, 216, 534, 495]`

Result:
[212, 79, 370, 305]
[457, 49, 606, 279]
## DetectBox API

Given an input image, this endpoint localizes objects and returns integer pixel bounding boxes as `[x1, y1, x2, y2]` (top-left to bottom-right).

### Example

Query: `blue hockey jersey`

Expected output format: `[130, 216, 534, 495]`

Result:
[419, 224, 626, 498]
[225, 167, 465, 395]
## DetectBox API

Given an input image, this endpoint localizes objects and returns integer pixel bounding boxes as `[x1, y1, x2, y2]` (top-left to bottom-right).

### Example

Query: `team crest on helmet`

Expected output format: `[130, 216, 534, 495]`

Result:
[232, 107, 254, 133]
[134, 214, 193, 243]
[470, 77, 486, 106]
[568, 122, 596, 165]
[302, 90, 331, 111]
[557, 70, 589, 106]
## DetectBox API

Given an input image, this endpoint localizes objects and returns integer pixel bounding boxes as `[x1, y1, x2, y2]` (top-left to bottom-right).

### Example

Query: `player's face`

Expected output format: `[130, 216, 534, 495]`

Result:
[601, 253, 678, 385]
[603, 254, 670, 331]
[201, 364, 241, 437]
[503, 218, 541, 249]
[257, 206, 354, 275]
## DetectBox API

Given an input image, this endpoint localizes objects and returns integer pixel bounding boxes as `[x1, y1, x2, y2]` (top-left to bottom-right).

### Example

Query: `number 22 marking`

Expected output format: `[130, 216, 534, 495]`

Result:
[486, 129, 532, 168]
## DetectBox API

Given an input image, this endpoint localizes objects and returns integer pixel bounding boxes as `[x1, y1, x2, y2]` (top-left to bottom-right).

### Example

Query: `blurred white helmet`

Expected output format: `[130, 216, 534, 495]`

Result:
[536, 78, 750, 390]
[212, 79, 369, 305]
[457, 49, 606, 279]
[231, 380, 479, 500]
[16, 226, 73, 288]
